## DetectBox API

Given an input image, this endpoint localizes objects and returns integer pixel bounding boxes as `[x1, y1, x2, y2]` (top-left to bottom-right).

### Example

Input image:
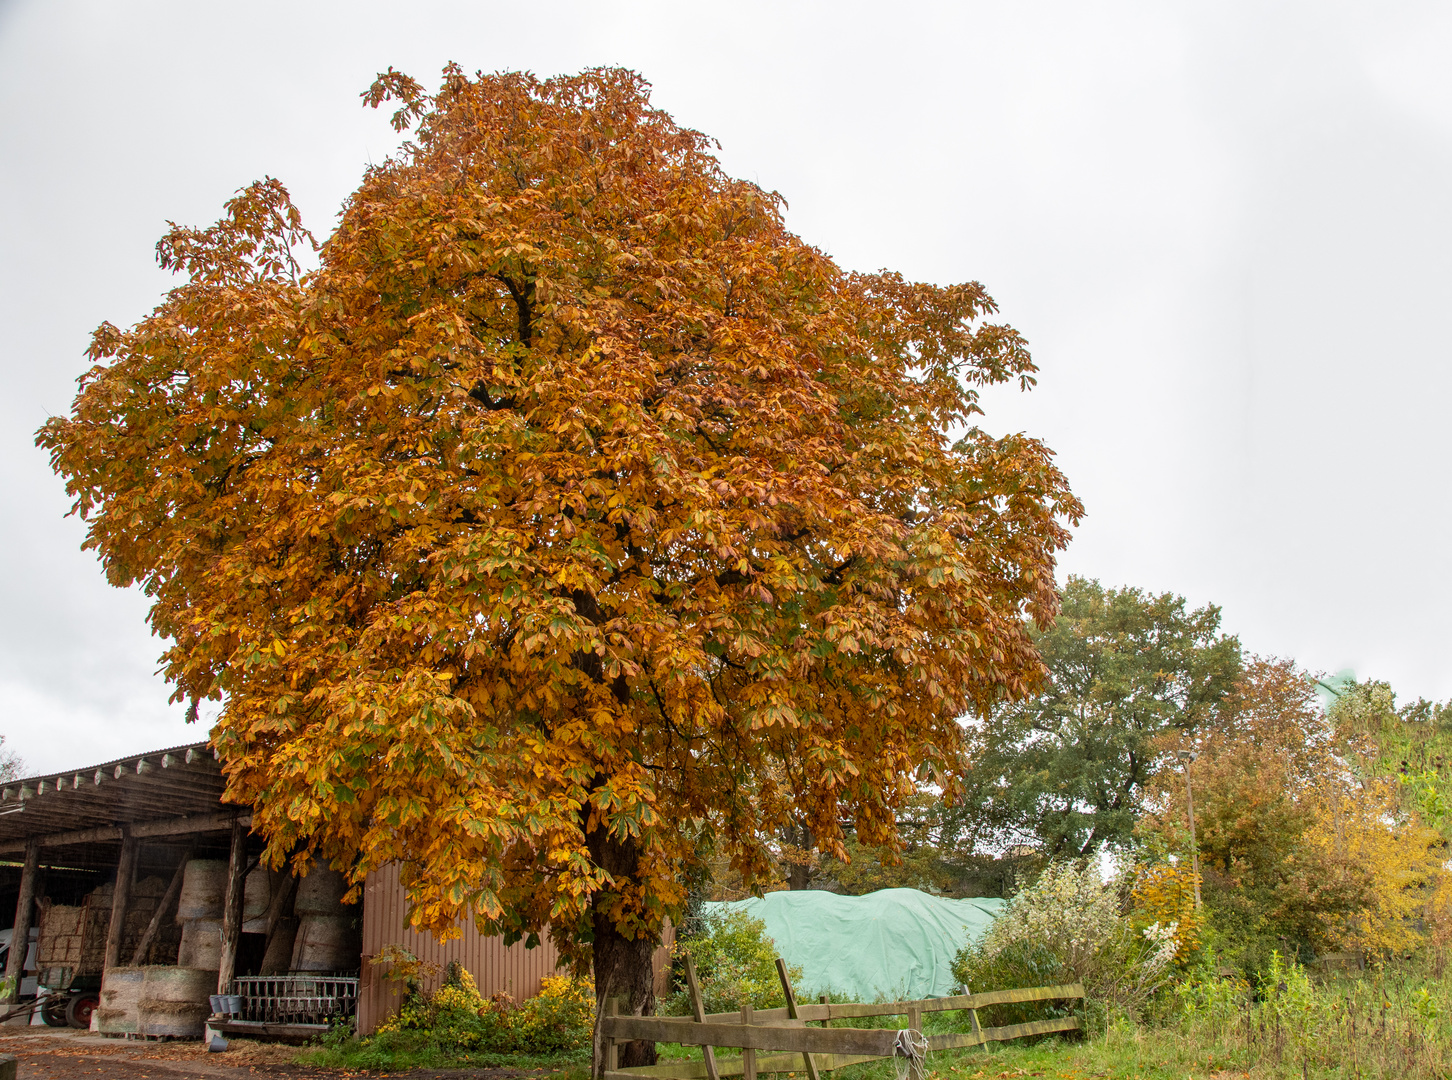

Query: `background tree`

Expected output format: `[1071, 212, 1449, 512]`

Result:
[809, 792, 955, 895]
[1329, 679, 1452, 839]
[1140, 659, 1449, 969]
[38, 65, 1081, 1061]
[0, 736, 24, 784]
[949, 577, 1241, 857]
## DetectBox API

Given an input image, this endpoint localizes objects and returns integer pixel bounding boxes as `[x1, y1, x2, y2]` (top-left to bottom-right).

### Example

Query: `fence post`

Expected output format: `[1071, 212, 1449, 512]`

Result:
[819, 994, 830, 1027]
[604, 996, 619, 1075]
[741, 1005, 756, 1080]
[907, 1003, 921, 1034]
[683, 953, 721, 1080]
[774, 958, 821, 1080]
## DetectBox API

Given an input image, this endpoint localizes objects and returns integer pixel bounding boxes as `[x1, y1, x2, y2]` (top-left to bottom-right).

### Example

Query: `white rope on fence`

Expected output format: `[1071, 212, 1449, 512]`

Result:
[892, 1028, 928, 1080]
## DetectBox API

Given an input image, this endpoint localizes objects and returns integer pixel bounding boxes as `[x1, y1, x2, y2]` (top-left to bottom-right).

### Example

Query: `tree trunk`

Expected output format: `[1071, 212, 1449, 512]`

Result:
[587, 818, 658, 1075]
[785, 823, 813, 890]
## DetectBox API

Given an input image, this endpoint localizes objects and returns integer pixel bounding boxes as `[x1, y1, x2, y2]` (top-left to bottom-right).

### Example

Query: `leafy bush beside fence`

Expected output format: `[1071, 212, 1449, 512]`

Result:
[662, 908, 803, 1015]
[951, 861, 1177, 1029]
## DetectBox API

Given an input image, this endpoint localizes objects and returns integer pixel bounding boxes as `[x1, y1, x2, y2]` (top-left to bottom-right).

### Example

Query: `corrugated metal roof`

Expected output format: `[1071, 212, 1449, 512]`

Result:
[0, 740, 230, 851]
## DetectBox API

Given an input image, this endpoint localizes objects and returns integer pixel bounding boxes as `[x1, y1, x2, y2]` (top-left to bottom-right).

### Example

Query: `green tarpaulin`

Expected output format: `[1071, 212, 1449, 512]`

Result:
[704, 888, 1005, 1002]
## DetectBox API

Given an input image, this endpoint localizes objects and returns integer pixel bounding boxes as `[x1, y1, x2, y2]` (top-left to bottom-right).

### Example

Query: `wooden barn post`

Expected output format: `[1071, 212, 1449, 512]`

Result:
[1, 840, 40, 1005]
[216, 817, 246, 994]
[102, 830, 138, 974]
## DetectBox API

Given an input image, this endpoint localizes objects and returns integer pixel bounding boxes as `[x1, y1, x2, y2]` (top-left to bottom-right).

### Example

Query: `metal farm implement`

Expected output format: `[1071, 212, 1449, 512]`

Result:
[601, 958, 1086, 1080]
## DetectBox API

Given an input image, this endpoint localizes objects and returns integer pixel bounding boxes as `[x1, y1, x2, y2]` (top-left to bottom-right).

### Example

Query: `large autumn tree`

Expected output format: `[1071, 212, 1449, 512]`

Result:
[39, 66, 1080, 1053]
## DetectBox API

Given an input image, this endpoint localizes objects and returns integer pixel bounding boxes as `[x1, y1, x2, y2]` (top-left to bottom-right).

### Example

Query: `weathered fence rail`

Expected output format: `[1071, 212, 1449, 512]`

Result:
[600, 955, 1085, 1080]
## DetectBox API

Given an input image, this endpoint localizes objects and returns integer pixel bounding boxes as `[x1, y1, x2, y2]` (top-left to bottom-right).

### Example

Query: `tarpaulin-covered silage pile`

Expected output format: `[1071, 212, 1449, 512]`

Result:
[704, 887, 1005, 1002]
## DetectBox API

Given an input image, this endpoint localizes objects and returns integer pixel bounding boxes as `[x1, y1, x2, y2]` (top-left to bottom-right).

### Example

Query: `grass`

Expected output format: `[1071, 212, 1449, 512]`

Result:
[924, 953, 1452, 1080]
[296, 954, 1452, 1079]
[297, 1026, 591, 1073]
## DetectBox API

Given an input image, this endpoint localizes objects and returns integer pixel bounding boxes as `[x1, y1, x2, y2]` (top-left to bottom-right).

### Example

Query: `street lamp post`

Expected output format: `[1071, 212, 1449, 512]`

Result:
[1178, 750, 1202, 909]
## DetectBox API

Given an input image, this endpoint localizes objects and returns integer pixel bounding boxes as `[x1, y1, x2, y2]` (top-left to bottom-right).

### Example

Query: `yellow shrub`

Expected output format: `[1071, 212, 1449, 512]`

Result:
[1132, 862, 1203, 963]
[536, 974, 594, 1006]
[514, 974, 596, 1052]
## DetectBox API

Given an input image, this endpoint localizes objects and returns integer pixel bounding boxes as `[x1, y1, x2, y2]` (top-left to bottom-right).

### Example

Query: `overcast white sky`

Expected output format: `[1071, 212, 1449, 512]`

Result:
[3, 0, 1450, 774]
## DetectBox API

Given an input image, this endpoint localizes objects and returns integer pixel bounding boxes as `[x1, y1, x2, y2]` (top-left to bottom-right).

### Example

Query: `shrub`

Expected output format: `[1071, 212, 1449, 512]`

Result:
[950, 936, 1074, 1028]
[1129, 862, 1203, 963]
[663, 908, 803, 1015]
[952, 861, 1177, 1024]
[513, 975, 596, 1052]
[376, 960, 593, 1055]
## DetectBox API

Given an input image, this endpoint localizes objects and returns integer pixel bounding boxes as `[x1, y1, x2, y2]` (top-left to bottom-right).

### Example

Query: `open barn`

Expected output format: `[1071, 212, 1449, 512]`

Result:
[0, 742, 593, 1040]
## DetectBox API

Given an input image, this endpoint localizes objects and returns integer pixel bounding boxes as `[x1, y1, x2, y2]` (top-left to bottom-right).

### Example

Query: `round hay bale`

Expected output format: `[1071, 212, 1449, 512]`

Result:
[242, 866, 275, 932]
[94, 1007, 138, 1035]
[293, 868, 350, 915]
[177, 917, 223, 970]
[290, 913, 361, 972]
[99, 967, 144, 1004]
[138, 999, 210, 1038]
[96, 968, 143, 1035]
[141, 965, 215, 1004]
[176, 860, 228, 921]
[260, 916, 298, 975]
[243, 866, 272, 919]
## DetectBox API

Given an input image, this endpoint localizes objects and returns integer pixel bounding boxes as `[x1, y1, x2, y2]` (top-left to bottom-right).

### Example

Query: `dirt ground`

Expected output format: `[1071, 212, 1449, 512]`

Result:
[0, 1029, 554, 1079]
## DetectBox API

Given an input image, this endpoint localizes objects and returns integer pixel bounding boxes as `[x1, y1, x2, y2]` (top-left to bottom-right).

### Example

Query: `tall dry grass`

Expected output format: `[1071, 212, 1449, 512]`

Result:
[1168, 951, 1452, 1079]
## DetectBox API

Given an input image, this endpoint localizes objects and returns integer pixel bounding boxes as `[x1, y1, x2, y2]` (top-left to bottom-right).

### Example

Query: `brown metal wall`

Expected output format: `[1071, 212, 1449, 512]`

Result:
[358, 863, 678, 1035]
[358, 863, 562, 1034]
[363, 865, 679, 1033]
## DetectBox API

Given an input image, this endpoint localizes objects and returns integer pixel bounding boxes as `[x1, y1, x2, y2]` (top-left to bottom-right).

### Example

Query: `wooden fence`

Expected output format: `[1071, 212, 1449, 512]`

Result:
[601, 957, 1085, 1080]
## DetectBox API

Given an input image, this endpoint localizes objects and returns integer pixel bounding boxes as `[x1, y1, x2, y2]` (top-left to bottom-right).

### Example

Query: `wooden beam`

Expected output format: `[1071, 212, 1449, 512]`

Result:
[928, 1015, 1080, 1050]
[0, 811, 250, 855]
[1, 841, 40, 1004]
[102, 831, 138, 973]
[214, 1018, 329, 1040]
[601, 1021, 1080, 1080]
[603, 1055, 882, 1080]
[699, 982, 1084, 1024]
[261, 866, 297, 945]
[740, 1006, 756, 1080]
[601, 1016, 900, 1057]
[129, 841, 193, 964]
[601, 1017, 1082, 1080]
[216, 818, 247, 994]
[605, 996, 620, 1076]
